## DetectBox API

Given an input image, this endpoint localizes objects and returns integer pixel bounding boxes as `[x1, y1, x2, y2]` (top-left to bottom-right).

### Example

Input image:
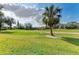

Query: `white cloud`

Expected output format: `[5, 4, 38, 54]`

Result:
[3, 3, 44, 18]
[2, 3, 45, 27]
[2, 10, 16, 18]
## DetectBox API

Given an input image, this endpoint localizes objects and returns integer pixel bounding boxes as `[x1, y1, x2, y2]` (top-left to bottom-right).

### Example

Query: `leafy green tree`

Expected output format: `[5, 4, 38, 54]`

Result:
[17, 21, 24, 29]
[43, 5, 61, 36]
[24, 23, 32, 30]
[17, 21, 20, 29]
[0, 5, 4, 30]
[5, 17, 15, 29]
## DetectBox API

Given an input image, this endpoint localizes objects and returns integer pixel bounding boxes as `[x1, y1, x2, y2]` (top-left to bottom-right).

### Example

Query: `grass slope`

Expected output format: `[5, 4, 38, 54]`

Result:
[0, 29, 79, 54]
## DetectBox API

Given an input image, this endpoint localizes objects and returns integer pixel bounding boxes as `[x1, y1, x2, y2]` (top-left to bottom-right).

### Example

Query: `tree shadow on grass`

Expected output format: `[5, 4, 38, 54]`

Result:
[63, 37, 79, 46]
[0, 31, 14, 34]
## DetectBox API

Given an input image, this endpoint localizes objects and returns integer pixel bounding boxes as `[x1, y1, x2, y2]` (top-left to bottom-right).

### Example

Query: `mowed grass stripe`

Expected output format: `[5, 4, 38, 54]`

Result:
[0, 29, 79, 54]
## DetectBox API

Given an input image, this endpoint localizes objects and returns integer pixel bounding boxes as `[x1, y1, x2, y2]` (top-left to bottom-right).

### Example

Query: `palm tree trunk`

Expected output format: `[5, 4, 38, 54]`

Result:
[50, 26, 54, 36]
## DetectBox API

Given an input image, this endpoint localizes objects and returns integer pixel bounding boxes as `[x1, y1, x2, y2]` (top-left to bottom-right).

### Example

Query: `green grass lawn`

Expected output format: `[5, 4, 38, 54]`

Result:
[0, 29, 79, 55]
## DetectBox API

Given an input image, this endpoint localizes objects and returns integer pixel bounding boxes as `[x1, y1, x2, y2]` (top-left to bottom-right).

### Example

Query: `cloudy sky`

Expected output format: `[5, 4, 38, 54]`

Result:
[1, 3, 79, 27]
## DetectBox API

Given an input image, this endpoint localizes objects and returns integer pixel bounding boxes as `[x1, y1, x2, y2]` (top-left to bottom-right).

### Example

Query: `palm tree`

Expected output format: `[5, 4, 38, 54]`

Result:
[42, 16, 48, 29]
[5, 17, 15, 29]
[43, 5, 61, 36]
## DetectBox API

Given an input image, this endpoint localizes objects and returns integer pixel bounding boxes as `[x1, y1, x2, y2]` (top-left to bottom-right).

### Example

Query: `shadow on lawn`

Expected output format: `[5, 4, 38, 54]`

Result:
[63, 37, 79, 46]
[0, 31, 14, 34]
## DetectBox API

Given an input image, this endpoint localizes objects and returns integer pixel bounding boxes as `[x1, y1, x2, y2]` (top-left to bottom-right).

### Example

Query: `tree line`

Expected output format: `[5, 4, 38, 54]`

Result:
[59, 22, 79, 29]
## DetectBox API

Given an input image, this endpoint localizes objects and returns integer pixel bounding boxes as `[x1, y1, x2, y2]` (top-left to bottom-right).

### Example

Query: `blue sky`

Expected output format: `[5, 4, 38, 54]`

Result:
[36, 3, 79, 23]
[2, 3, 79, 27]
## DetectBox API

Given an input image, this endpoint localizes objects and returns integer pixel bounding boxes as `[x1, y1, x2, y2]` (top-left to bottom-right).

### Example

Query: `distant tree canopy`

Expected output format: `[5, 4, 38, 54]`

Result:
[53, 22, 79, 29]
[5, 17, 15, 29]
[65, 22, 79, 29]
[16, 21, 32, 30]
[17, 21, 24, 29]
[24, 23, 32, 30]
[0, 5, 4, 30]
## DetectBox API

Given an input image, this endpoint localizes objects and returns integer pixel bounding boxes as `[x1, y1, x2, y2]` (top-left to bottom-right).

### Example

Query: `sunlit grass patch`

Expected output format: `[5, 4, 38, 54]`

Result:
[0, 29, 79, 54]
